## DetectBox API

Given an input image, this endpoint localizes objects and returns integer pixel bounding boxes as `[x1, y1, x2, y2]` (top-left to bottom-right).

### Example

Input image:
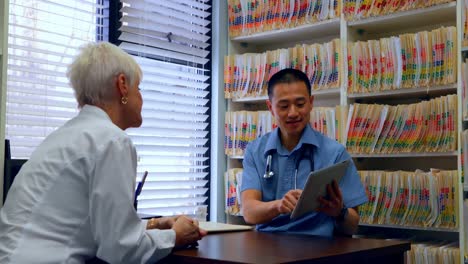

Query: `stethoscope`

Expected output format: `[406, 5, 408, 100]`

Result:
[263, 148, 314, 189]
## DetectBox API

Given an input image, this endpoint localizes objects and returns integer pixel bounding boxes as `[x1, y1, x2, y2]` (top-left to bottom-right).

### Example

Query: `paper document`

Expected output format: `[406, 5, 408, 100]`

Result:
[198, 221, 253, 233]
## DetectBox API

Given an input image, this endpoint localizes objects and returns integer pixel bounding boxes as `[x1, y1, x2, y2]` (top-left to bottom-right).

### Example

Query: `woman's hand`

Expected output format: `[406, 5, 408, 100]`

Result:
[172, 215, 207, 247]
[146, 216, 180, 230]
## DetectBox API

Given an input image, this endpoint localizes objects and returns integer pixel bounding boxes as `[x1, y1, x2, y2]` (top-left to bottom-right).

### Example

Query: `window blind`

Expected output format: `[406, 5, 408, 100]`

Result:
[6, 0, 107, 158]
[117, 0, 211, 218]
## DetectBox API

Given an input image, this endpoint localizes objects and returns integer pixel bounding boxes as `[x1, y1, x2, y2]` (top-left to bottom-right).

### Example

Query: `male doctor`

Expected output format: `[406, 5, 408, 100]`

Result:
[241, 68, 368, 236]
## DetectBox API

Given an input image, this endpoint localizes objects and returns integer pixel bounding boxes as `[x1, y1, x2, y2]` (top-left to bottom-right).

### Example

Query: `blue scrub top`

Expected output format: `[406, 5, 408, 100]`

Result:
[241, 125, 368, 237]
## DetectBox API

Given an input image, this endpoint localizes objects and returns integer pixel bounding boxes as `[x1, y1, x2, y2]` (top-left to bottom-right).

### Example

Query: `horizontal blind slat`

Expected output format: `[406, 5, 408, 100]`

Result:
[141, 111, 208, 122]
[142, 91, 208, 105]
[120, 15, 209, 43]
[121, 26, 209, 50]
[7, 104, 77, 118]
[121, 5, 209, 33]
[138, 197, 207, 205]
[142, 180, 208, 188]
[127, 127, 208, 138]
[7, 97, 77, 109]
[137, 101, 208, 114]
[124, 0, 210, 19]
[119, 42, 209, 65]
[169, 0, 211, 10]
[136, 172, 208, 179]
[143, 72, 209, 89]
[134, 56, 209, 74]
[139, 84, 208, 98]
[136, 145, 208, 154]
[12, 0, 107, 14]
[7, 84, 74, 98]
[137, 205, 207, 217]
[119, 32, 210, 58]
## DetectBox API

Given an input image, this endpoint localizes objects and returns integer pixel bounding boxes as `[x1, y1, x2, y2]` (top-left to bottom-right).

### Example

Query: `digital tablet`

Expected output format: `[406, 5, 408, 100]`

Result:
[290, 159, 351, 220]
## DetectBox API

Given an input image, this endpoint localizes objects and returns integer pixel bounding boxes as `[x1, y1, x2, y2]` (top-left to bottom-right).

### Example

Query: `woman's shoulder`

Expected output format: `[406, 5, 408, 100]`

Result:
[37, 111, 132, 158]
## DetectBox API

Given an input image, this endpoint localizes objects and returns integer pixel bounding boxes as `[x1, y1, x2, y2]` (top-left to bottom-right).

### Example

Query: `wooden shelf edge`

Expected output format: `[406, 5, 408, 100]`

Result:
[231, 96, 268, 103]
[311, 88, 341, 97]
[348, 2, 456, 26]
[348, 84, 457, 99]
[231, 152, 457, 159]
[230, 18, 340, 44]
[229, 88, 340, 102]
[351, 152, 457, 158]
[359, 223, 458, 232]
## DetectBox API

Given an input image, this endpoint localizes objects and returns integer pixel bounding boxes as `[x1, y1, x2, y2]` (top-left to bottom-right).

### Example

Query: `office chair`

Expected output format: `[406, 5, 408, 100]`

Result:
[3, 139, 27, 203]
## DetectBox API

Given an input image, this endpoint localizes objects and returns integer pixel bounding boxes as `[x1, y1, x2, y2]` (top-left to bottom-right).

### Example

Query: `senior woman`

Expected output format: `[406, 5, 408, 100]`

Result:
[0, 42, 206, 263]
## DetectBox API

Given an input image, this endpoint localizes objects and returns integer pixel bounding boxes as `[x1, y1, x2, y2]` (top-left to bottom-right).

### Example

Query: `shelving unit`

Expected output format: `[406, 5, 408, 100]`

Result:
[348, 2, 463, 262]
[223, 1, 464, 262]
[0, 0, 8, 206]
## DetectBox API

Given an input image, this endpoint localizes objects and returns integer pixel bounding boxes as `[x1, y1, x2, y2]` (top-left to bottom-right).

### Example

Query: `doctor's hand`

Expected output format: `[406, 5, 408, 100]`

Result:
[276, 189, 302, 214]
[317, 180, 343, 217]
[172, 216, 207, 247]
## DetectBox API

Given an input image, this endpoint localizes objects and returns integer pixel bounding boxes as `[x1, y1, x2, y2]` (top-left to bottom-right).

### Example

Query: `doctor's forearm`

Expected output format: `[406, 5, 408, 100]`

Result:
[336, 208, 360, 235]
[242, 199, 281, 224]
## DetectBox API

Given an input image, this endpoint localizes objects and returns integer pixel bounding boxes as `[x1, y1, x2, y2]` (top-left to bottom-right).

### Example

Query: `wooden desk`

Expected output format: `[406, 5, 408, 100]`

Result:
[166, 231, 410, 264]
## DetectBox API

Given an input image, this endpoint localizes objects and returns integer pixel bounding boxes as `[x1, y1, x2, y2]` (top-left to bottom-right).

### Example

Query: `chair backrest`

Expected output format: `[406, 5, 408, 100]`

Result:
[3, 139, 27, 202]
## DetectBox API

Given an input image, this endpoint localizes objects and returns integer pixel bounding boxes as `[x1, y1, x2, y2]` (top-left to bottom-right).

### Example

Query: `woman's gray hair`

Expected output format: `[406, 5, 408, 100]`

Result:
[67, 42, 142, 107]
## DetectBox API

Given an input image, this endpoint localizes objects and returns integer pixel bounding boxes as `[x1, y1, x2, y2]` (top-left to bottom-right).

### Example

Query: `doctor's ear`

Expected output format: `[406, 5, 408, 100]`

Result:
[309, 96, 314, 107]
[266, 99, 273, 112]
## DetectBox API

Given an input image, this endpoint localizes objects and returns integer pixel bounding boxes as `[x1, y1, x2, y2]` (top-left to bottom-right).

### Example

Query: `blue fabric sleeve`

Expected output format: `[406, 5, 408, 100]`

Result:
[240, 142, 261, 193]
[334, 149, 368, 208]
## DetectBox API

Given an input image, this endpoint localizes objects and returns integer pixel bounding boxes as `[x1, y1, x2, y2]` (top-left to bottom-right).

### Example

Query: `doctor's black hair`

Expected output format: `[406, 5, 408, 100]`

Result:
[267, 68, 312, 100]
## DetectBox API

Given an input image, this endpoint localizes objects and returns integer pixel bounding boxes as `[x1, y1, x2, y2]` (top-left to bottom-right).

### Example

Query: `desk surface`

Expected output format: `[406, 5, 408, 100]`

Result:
[168, 231, 410, 264]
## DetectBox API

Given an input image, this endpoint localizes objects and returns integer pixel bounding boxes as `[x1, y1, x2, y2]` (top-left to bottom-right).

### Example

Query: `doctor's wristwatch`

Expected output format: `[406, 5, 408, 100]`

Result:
[335, 207, 349, 222]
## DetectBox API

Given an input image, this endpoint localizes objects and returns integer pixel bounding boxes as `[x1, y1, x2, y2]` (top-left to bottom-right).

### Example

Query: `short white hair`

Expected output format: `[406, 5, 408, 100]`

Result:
[67, 42, 142, 107]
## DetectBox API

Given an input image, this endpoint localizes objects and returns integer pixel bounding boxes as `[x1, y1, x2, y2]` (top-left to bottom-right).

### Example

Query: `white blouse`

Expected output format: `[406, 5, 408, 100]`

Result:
[0, 105, 175, 263]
